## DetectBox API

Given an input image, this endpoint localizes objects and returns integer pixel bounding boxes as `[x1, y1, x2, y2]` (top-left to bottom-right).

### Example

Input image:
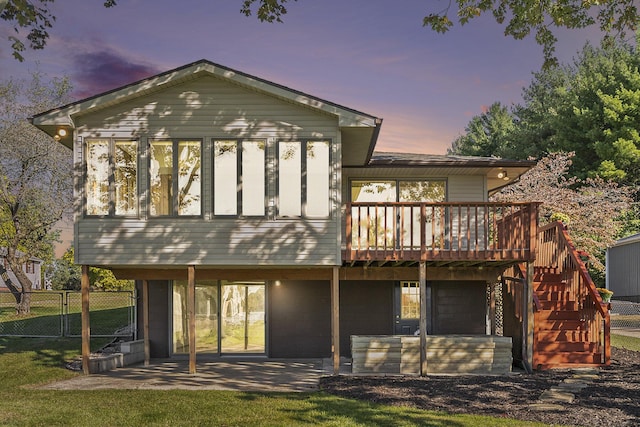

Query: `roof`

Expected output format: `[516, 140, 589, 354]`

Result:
[0, 248, 43, 263]
[611, 233, 640, 248]
[368, 152, 537, 168]
[363, 152, 536, 193]
[30, 59, 382, 165]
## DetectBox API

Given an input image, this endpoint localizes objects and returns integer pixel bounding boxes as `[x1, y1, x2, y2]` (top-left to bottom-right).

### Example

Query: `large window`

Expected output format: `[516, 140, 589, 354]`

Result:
[351, 180, 446, 203]
[350, 179, 446, 249]
[213, 139, 265, 216]
[85, 139, 138, 216]
[278, 140, 330, 218]
[149, 139, 201, 216]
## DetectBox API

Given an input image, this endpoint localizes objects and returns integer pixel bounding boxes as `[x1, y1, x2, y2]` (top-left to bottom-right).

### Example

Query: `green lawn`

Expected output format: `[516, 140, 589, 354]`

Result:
[611, 332, 640, 352]
[0, 291, 132, 337]
[0, 337, 548, 427]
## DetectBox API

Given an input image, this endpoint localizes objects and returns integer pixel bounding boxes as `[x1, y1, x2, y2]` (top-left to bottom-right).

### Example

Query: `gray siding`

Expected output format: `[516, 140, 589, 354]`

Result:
[447, 175, 486, 202]
[77, 218, 338, 266]
[608, 238, 640, 300]
[74, 75, 342, 267]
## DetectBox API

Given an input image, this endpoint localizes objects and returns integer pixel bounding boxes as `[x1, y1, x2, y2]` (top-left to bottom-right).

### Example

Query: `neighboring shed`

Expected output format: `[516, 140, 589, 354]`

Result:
[607, 233, 640, 302]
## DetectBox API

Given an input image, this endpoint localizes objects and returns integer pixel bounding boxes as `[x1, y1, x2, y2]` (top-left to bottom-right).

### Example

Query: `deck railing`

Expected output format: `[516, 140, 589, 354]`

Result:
[344, 202, 539, 263]
[536, 222, 611, 365]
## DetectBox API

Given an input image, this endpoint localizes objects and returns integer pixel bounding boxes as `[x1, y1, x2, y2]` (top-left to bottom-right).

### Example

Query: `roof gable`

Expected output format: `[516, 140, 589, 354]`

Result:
[30, 60, 381, 164]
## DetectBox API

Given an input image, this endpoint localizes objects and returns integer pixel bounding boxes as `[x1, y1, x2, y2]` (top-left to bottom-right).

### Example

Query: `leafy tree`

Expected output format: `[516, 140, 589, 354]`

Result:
[242, 0, 640, 68]
[1, 0, 117, 61]
[448, 102, 517, 158]
[48, 247, 81, 290]
[48, 247, 133, 291]
[515, 39, 640, 187]
[492, 152, 634, 282]
[0, 71, 73, 314]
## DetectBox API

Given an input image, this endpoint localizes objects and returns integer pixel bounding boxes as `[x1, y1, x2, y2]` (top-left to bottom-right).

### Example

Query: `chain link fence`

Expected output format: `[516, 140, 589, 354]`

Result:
[610, 300, 640, 330]
[0, 290, 136, 338]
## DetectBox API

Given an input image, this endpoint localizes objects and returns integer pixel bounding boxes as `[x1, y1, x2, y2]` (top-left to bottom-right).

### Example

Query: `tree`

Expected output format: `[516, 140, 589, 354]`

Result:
[515, 39, 640, 187]
[47, 247, 81, 290]
[241, 0, 640, 68]
[492, 152, 634, 283]
[0, 71, 74, 314]
[1, 0, 116, 61]
[447, 102, 517, 158]
[48, 247, 133, 291]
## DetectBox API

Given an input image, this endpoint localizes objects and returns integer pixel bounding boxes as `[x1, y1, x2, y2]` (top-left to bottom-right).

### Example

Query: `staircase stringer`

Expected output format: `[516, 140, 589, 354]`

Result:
[532, 222, 611, 369]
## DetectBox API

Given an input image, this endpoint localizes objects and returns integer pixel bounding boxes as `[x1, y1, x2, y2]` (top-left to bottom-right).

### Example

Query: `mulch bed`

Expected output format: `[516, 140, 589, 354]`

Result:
[320, 347, 640, 426]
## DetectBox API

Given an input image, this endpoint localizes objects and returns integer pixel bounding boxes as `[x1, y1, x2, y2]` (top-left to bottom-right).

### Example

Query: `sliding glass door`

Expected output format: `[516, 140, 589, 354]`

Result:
[221, 283, 265, 353]
[172, 281, 265, 356]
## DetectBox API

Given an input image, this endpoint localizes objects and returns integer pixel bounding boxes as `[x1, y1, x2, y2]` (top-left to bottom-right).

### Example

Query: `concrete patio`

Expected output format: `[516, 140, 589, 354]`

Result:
[39, 358, 351, 392]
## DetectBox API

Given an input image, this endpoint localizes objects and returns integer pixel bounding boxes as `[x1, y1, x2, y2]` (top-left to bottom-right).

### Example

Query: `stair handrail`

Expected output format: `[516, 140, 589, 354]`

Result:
[537, 221, 611, 365]
[538, 222, 608, 316]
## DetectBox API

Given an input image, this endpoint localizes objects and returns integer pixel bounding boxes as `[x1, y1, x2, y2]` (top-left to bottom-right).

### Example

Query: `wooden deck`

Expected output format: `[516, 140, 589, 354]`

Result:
[344, 202, 540, 266]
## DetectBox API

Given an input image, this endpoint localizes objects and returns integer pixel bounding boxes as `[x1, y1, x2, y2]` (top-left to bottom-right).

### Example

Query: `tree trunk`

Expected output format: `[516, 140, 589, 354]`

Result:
[16, 291, 32, 315]
[5, 248, 34, 315]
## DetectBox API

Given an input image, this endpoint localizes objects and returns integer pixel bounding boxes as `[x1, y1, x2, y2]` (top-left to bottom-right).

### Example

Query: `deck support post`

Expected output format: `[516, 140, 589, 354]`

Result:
[188, 265, 196, 374]
[81, 265, 91, 375]
[419, 261, 427, 376]
[524, 262, 534, 370]
[143, 279, 150, 366]
[331, 266, 340, 375]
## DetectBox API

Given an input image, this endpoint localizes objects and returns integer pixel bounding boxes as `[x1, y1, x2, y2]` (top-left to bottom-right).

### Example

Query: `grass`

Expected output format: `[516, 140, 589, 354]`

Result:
[0, 337, 549, 427]
[0, 291, 132, 337]
[611, 333, 640, 352]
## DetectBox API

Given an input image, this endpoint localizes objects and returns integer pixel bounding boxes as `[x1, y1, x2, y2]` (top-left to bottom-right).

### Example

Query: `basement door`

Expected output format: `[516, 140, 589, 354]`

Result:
[394, 281, 421, 335]
[171, 280, 266, 356]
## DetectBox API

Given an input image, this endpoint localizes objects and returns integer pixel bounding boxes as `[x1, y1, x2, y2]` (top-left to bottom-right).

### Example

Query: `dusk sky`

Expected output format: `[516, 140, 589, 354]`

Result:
[1, 0, 601, 154]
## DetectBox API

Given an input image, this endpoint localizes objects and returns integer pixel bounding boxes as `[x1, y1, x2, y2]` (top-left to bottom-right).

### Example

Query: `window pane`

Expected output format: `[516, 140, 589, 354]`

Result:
[399, 181, 446, 202]
[306, 141, 330, 217]
[114, 140, 138, 216]
[278, 141, 301, 216]
[149, 140, 173, 216]
[350, 180, 396, 202]
[399, 181, 446, 249]
[242, 141, 265, 216]
[214, 140, 238, 215]
[401, 281, 420, 319]
[177, 140, 201, 215]
[86, 139, 110, 215]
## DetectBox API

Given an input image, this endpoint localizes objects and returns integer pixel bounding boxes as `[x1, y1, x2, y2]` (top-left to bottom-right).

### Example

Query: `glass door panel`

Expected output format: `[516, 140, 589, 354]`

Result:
[195, 282, 218, 353]
[172, 281, 219, 354]
[221, 282, 265, 353]
[172, 281, 188, 354]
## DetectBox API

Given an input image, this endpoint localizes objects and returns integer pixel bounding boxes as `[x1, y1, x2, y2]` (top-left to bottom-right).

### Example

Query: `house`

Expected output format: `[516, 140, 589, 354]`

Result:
[0, 248, 43, 291]
[607, 233, 640, 303]
[30, 60, 610, 375]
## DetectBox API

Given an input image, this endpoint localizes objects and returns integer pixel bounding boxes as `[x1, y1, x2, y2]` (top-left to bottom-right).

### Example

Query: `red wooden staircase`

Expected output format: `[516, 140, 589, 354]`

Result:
[533, 223, 611, 369]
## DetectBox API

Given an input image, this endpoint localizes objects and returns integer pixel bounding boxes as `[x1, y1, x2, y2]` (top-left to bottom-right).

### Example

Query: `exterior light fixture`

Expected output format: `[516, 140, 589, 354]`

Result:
[57, 128, 67, 137]
[497, 170, 509, 181]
